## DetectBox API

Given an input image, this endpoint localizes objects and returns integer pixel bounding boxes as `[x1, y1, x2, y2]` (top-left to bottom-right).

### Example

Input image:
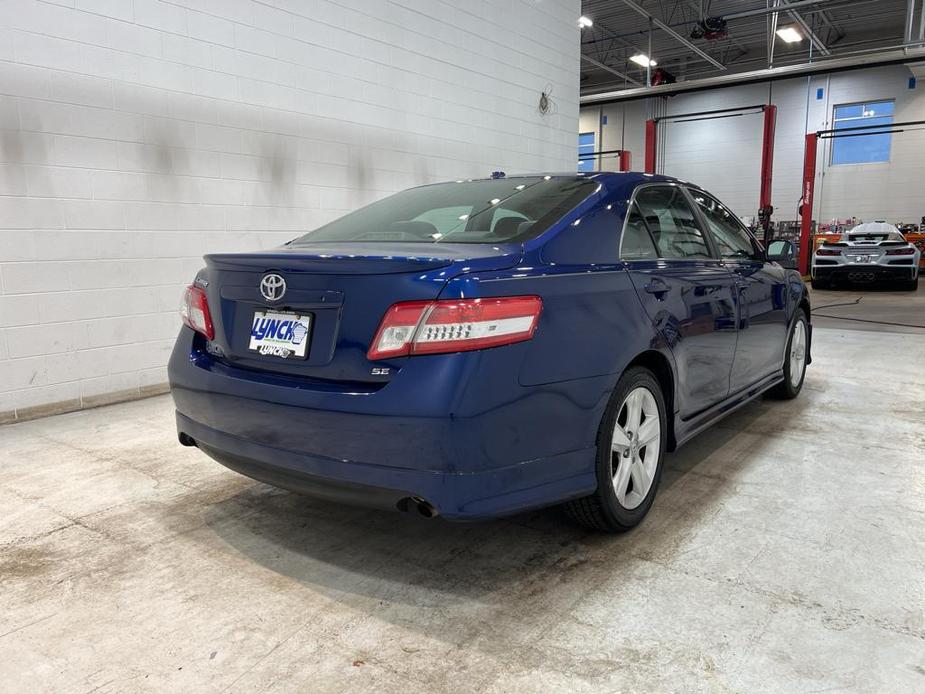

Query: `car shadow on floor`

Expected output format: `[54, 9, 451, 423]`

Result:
[194, 400, 773, 614]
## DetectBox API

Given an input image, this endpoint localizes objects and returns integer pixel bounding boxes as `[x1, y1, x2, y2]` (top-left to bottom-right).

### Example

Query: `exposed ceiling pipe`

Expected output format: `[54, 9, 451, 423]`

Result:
[769, 0, 781, 70]
[581, 45, 925, 104]
[725, 0, 846, 21]
[619, 0, 726, 71]
[906, 0, 917, 43]
[580, 55, 643, 87]
[919, 0, 925, 41]
[920, 0, 925, 41]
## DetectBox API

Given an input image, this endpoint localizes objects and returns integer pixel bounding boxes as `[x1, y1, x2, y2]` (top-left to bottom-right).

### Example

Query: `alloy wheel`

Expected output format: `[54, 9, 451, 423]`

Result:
[611, 387, 661, 510]
[789, 320, 807, 388]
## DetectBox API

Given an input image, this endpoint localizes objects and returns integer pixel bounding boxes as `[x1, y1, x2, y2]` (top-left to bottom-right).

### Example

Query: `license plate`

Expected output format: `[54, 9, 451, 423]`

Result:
[249, 310, 312, 359]
[851, 255, 872, 263]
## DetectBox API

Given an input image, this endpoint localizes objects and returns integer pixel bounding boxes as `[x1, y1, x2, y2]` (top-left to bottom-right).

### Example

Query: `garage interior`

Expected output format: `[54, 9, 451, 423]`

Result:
[2, 1, 924, 692]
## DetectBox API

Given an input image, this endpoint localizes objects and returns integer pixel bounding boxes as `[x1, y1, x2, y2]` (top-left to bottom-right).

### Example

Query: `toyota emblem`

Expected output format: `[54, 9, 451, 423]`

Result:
[259, 273, 286, 302]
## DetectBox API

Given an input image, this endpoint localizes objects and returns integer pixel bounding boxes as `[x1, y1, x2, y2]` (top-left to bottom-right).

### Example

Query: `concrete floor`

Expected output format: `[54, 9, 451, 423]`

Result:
[2, 326, 924, 693]
[810, 282, 925, 335]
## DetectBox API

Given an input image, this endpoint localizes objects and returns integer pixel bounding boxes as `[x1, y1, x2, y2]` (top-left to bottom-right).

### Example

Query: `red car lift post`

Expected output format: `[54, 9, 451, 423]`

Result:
[799, 118, 925, 276]
[644, 104, 778, 240]
[798, 133, 818, 277]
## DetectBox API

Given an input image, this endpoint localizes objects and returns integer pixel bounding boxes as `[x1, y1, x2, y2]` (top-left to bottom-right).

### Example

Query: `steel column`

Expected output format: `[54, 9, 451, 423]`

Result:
[619, 150, 633, 172]
[644, 120, 657, 173]
[799, 132, 818, 276]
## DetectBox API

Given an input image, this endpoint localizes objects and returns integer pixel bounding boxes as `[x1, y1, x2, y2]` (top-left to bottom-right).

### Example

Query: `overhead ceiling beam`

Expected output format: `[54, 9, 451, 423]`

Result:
[781, 0, 831, 55]
[580, 55, 643, 87]
[581, 46, 925, 104]
[619, 0, 727, 71]
[725, 0, 844, 21]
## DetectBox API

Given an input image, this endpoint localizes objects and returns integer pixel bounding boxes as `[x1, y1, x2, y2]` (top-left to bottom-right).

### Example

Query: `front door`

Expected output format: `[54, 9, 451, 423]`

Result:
[623, 185, 738, 418]
[687, 189, 789, 392]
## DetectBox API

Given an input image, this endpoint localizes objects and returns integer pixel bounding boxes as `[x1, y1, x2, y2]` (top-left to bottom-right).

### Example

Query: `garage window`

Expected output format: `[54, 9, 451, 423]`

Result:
[831, 101, 894, 165]
[578, 132, 596, 172]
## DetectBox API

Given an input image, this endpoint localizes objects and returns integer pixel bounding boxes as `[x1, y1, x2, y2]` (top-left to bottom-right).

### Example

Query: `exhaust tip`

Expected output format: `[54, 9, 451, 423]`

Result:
[178, 432, 197, 447]
[397, 496, 438, 518]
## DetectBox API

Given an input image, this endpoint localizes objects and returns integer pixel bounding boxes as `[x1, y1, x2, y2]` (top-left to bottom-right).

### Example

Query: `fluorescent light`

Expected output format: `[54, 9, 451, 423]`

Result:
[578, 16, 593, 28]
[630, 54, 657, 67]
[776, 26, 803, 43]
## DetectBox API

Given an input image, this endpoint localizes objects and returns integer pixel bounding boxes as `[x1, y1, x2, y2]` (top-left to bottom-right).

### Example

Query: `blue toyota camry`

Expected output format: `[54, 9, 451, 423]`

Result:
[169, 172, 811, 532]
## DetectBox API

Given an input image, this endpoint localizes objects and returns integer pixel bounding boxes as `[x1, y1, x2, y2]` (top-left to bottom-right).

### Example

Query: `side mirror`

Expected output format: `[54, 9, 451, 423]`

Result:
[766, 239, 796, 269]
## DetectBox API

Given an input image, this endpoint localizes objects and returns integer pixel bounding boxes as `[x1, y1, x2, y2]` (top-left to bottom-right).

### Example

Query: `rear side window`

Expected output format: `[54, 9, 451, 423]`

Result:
[621, 204, 659, 260]
[634, 186, 713, 259]
[688, 191, 759, 260]
[291, 177, 598, 245]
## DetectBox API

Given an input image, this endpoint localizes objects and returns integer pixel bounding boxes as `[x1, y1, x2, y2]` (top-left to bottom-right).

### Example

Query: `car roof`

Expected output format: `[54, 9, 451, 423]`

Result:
[416, 171, 688, 201]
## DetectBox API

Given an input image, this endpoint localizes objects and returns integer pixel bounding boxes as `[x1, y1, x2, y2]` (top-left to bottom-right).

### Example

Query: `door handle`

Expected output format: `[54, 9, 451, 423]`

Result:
[644, 279, 670, 296]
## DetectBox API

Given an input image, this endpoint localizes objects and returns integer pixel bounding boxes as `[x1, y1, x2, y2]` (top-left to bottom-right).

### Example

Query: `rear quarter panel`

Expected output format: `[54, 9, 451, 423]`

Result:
[432, 201, 673, 465]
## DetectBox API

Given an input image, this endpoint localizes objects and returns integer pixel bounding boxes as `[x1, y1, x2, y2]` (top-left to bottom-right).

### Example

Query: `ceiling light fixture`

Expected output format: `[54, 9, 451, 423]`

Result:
[630, 53, 657, 67]
[776, 26, 803, 43]
[579, 16, 593, 28]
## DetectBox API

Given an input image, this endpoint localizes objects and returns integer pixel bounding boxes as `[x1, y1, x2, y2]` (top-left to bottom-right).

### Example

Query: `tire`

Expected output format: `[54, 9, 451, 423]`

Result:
[768, 309, 809, 400]
[901, 275, 919, 291]
[810, 277, 829, 290]
[564, 367, 668, 533]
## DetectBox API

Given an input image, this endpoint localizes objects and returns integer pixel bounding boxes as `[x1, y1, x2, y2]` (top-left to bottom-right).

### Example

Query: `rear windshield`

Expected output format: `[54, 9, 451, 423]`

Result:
[290, 177, 598, 245]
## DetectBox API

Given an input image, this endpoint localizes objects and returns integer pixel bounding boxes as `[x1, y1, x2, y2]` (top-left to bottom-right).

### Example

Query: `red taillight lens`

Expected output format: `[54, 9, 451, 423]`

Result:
[180, 285, 214, 340]
[367, 296, 542, 360]
[816, 248, 841, 256]
[885, 247, 916, 255]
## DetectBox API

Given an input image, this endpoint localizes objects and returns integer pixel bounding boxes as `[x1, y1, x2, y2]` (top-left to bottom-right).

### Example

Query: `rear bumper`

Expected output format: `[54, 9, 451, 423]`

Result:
[168, 329, 605, 520]
[178, 413, 595, 520]
[813, 264, 918, 282]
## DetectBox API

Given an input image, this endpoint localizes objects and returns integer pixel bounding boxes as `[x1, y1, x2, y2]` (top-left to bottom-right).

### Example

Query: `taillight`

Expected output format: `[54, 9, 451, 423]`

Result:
[816, 248, 841, 256]
[885, 247, 916, 255]
[368, 296, 542, 360]
[180, 285, 214, 340]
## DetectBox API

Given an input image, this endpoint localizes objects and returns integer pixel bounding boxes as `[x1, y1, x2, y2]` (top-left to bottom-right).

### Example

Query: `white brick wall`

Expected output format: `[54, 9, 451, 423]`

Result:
[580, 65, 925, 224]
[0, 0, 580, 420]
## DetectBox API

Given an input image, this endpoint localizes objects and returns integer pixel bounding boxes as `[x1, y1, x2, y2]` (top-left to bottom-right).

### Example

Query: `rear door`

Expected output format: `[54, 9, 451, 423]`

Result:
[623, 184, 738, 418]
[687, 189, 789, 392]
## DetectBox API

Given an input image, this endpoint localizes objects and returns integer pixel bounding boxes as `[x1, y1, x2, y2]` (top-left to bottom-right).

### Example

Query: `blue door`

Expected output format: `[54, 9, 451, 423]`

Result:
[687, 189, 789, 392]
[621, 184, 738, 418]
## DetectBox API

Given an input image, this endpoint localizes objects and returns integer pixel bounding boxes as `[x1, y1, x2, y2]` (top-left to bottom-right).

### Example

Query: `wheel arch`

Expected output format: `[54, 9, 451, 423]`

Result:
[625, 349, 678, 451]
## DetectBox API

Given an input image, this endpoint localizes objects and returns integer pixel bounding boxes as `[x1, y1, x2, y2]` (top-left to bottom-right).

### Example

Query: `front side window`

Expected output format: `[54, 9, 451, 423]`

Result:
[634, 186, 713, 259]
[689, 191, 758, 260]
[831, 101, 894, 165]
[291, 177, 598, 245]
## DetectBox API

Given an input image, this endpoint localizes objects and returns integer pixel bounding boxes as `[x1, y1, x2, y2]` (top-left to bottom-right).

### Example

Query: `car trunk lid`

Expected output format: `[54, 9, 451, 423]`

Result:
[201, 242, 521, 383]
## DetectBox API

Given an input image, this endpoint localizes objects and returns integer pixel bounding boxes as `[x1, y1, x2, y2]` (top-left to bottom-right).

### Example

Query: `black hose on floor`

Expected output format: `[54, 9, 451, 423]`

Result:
[813, 313, 925, 329]
[812, 298, 863, 311]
